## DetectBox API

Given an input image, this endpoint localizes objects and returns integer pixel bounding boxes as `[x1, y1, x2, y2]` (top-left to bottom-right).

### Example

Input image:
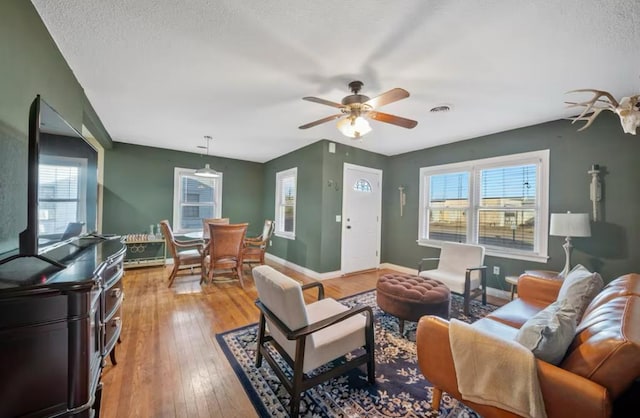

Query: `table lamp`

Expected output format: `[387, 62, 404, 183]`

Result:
[549, 212, 591, 278]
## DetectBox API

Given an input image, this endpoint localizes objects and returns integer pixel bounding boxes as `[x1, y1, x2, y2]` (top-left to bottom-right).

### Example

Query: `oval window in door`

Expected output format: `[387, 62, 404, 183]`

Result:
[353, 179, 372, 192]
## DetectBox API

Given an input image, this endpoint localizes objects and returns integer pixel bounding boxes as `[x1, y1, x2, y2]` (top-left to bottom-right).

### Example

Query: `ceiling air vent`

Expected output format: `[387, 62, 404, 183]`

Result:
[429, 105, 451, 113]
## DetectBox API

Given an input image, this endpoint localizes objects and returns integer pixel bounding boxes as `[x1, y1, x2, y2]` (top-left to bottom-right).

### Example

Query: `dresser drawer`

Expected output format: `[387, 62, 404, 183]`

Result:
[102, 253, 124, 289]
[103, 277, 123, 319]
[103, 306, 122, 356]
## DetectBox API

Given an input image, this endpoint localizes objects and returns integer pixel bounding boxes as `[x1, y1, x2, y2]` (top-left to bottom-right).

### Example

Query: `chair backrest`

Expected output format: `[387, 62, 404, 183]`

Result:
[202, 217, 230, 239]
[437, 242, 485, 276]
[209, 223, 248, 261]
[253, 265, 309, 331]
[159, 220, 179, 260]
[261, 220, 275, 241]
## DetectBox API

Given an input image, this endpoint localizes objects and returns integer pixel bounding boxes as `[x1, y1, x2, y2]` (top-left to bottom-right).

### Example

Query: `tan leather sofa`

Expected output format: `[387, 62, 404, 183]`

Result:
[416, 271, 640, 418]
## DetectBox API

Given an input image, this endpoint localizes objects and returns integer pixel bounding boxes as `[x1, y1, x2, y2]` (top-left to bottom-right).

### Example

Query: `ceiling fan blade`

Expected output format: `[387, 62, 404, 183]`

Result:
[364, 88, 410, 109]
[302, 96, 345, 108]
[298, 114, 343, 129]
[368, 111, 418, 129]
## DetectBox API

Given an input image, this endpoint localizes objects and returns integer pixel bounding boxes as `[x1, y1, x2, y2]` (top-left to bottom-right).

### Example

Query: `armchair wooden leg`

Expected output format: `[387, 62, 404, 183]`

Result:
[482, 285, 487, 306]
[463, 294, 471, 316]
[399, 318, 405, 336]
[366, 320, 375, 384]
[431, 387, 443, 411]
[167, 263, 180, 288]
[255, 315, 265, 368]
[237, 265, 245, 289]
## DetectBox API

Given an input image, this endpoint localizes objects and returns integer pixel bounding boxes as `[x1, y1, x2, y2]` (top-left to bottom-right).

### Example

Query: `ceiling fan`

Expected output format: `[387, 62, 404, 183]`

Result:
[298, 80, 418, 139]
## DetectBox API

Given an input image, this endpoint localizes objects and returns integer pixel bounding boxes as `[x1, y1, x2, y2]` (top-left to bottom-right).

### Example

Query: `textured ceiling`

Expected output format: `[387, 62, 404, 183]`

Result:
[32, 0, 640, 163]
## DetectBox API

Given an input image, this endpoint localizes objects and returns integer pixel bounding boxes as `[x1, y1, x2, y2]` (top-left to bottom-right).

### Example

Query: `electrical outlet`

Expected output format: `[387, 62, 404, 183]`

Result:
[269, 240, 273, 247]
[493, 266, 500, 275]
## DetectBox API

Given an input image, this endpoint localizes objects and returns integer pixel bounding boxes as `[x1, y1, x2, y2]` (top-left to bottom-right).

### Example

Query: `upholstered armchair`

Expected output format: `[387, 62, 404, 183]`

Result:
[243, 219, 274, 268]
[159, 220, 204, 288]
[418, 242, 487, 315]
[253, 265, 375, 418]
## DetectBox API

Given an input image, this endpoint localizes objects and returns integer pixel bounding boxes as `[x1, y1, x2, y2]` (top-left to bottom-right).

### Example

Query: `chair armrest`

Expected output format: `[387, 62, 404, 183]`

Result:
[418, 257, 440, 273]
[518, 273, 563, 306]
[254, 301, 373, 340]
[290, 305, 373, 339]
[174, 238, 204, 247]
[300, 281, 324, 300]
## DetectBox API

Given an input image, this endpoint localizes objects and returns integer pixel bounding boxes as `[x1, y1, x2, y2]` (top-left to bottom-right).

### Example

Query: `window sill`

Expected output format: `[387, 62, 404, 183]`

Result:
[274, 232, 295, 240]
[416, 240, 549, 263]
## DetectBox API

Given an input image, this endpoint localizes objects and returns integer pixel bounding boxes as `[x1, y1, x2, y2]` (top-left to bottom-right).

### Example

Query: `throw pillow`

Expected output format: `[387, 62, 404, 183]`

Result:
[557, 264, 604, 321]
[515, 299, 577, 365]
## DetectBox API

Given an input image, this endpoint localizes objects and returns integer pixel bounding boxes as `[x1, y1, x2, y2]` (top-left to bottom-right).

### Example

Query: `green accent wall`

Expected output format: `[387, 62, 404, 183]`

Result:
[0, 0, 110, 255]
[263, 140, 386, 273]
[103, 142, 264, 237]
[383, 112, 640, 285]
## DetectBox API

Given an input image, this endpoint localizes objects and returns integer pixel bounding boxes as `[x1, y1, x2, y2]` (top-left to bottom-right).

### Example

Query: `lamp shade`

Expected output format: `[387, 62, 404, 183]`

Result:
[194, 163, 220, 178]
[549, 212, 591, 237]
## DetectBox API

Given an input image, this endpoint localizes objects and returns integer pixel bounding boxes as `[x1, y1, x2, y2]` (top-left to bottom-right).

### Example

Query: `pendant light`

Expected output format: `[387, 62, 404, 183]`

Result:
[194, 135, 220, 178]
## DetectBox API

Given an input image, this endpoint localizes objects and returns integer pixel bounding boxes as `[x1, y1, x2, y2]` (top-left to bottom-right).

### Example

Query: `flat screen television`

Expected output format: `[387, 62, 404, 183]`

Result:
[3, 95, 99, 267]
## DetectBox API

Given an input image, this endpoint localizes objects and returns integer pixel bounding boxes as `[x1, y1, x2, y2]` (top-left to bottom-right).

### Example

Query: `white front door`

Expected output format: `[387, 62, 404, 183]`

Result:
[341, 163, 382, 274]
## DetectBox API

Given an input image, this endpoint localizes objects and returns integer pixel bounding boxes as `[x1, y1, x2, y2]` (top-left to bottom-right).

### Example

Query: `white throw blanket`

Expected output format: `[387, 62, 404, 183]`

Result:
[449, 319, 547, 418]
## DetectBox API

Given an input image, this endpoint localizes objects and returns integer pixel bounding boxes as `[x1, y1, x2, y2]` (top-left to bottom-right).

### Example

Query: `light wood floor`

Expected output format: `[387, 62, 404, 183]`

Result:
[101, 262, 507, 418]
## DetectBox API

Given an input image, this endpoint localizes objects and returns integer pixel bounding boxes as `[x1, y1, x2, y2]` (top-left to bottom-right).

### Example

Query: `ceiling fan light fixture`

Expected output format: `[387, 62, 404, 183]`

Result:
[194, 136, 220, 178]
[337, 116, 372, 139]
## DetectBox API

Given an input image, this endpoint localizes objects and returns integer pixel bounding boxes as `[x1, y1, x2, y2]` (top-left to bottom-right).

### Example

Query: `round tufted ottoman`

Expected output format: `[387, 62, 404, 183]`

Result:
[376, 273, 450, 336]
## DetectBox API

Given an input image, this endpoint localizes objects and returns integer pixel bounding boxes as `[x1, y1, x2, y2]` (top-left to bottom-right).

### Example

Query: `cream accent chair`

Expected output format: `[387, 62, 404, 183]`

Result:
[253, 265, 375, 418]
[418, 242, 487, 315]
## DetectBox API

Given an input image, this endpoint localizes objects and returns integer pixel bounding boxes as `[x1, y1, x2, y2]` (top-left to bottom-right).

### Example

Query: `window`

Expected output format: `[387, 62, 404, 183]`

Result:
[173, 167, 222, 233]
[38, 156, 87, 236]
[275, 167, 297, 239]
[418, 150, 549, 262]
[353, 179, 372, 192]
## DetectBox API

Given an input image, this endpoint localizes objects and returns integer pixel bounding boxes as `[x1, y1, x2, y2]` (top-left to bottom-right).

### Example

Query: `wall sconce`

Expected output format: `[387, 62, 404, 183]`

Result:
[399, 186, 406, 216]
[588, 164, 601, 221]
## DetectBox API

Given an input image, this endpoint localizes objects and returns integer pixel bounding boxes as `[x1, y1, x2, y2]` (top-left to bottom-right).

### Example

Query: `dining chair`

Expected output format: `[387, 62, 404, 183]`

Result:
[243, 219, 275, 269]
[201, 217, 230, 239]
[203, 223, 248, 288]
[159, 220, 204, 288]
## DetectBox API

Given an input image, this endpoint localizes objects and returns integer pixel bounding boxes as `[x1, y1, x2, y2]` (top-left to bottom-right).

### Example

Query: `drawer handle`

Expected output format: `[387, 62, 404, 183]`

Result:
[111, 317, 121, 328]
[111, 288, 122, 298]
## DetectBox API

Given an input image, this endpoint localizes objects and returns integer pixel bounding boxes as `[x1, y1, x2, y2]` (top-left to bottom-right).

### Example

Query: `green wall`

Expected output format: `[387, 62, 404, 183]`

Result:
[383, 112, 640, 286]
[0, 0, 110, 255]
[103, 142, 264, 237]
[263, 139, 386, 273]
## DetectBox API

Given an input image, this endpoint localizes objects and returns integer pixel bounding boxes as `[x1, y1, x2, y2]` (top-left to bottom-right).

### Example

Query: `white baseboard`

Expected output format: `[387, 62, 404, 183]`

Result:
[265, 253, 341, 280]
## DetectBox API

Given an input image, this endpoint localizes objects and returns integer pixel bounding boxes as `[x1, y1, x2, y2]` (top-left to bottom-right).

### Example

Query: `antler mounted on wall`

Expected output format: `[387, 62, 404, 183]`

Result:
[565, 89, 640, 135]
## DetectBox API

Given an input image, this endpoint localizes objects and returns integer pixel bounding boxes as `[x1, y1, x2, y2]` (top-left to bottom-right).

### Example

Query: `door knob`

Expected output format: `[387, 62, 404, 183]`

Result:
[346, 226, 351, 229]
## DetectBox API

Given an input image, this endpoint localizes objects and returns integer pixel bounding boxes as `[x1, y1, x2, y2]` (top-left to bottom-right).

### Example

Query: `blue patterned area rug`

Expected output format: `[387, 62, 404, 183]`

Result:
[216, 290, 497, 417]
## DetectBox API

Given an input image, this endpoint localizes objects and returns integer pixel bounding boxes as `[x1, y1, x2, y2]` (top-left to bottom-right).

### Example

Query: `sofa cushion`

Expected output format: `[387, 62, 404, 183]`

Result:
[486, 298, 547, 329]
[561, 275, 640, 398]
[514, 299, 578, 365]
[556, 264, 603, 320]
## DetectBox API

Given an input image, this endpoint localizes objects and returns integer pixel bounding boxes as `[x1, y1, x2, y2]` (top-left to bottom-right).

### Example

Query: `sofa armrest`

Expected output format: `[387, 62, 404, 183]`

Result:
[416, 316, 612, 418]
[518, 271, 563, 306]
[537, 361, 611, 418]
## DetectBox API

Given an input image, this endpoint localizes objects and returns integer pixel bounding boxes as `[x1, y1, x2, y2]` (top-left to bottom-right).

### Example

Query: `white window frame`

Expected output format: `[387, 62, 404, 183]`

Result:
[418, 150, 549, 262]
[274, 167, 297, 240]
[172, 167, 223, 234]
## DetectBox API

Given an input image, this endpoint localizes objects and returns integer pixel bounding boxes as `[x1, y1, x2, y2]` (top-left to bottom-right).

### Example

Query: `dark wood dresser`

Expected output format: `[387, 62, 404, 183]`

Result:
[0, 237, 126, 417]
